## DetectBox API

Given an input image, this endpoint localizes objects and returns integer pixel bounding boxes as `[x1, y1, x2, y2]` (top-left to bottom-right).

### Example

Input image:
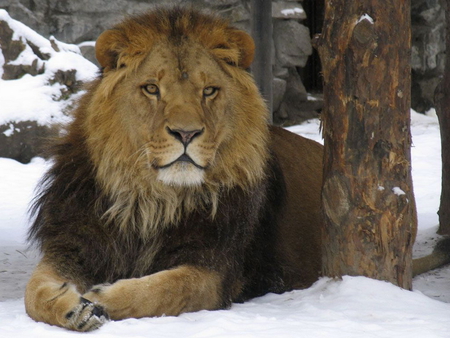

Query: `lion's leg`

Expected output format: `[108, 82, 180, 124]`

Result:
[25, 260, 109, 331]
[83, 265, 222, 320]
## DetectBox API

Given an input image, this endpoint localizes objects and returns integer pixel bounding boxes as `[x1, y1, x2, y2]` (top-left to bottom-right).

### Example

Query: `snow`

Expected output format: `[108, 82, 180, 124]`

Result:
[357, 13, 375, 24]
[1, 111, 449, 338]
[393, 187, 406, 196]
[1, 276, 450, 338]
[78, 41, 96, 49]
[1, 11, 450, 338]
[281, 7, 305, 16]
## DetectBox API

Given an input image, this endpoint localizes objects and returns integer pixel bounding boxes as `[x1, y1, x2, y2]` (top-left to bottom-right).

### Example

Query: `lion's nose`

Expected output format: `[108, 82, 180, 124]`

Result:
[166, 127, 204, 146]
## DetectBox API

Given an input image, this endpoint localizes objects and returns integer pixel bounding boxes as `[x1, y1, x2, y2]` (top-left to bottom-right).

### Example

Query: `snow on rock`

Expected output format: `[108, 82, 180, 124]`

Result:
[281, 8, 304, 16]
[0, 9, 98, 126]
[0, 9, 98, 162]
[272, 2, 306, 20]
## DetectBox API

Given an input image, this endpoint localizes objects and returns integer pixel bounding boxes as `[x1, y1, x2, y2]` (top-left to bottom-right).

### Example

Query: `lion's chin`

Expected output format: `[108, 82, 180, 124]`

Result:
[156, 162, 205, 187]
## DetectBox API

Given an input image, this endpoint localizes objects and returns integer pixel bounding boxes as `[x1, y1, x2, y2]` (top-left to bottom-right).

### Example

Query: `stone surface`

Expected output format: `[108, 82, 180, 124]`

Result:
[274, 68, 320, 125]
[0, 19, 46, 80]
[79, 42, 99, 67]
[273, 77, 287, 112]
[273, 20, 312, 68]
[411, 0, 446, 112]
[0, 121, 58, 163]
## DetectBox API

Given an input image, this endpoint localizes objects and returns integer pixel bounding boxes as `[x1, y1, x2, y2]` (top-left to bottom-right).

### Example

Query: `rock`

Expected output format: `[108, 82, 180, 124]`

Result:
[275, 68, 320, 125]
[79, 42, 99, 67]
[273, 20, 312, 68]
[412, 74, 441, 114]
[0, 121, 58, 163]
[273, 65, 289, 79]
[0, 15, 47, 80]
[276, 68, 307, 120]
[273, 77, 287, 112]
[204, 0, 240, 5]
[4, 1, 49, 37]
[411, 0, 446, 112]
[223, 3, 250, 23]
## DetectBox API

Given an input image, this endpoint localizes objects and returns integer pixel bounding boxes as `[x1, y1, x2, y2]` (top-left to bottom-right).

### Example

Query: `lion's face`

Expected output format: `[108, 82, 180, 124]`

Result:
[85, 9, 269, 196]
[112, 40, 234, 186]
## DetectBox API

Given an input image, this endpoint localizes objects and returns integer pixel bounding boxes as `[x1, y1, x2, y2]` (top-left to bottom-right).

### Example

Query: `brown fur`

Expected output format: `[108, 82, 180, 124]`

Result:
[25, 7, 323, 332]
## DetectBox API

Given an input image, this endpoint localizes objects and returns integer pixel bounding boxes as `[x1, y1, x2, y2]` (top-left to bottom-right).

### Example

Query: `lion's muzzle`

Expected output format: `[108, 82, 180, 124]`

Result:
[159, 153, 206, 170]
[166, 127, 204, 147]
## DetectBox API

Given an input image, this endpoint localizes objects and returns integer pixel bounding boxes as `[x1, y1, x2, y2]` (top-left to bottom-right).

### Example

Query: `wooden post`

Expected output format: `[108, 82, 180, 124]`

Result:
[435, 0, 450, 236]
[314, 0, 416, 289]
[250, 0, 273, 122]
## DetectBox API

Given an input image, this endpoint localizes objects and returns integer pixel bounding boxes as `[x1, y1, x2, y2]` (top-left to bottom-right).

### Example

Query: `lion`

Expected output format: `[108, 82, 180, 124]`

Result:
[24, 7, 323, 331]
[24, 6, 449, 332]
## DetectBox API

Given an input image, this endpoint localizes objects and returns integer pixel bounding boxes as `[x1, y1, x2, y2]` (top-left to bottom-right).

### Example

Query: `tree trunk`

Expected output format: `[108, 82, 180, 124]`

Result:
[436, 0, 450, 236]
[314, 0, 416, 290]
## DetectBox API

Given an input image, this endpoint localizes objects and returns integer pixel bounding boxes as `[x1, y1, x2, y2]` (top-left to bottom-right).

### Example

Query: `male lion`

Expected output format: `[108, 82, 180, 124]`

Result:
[25, 7, 322, 331]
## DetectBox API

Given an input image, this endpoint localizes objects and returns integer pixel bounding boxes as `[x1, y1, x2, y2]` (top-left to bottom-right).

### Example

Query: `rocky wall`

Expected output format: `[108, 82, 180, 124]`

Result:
[412, 0, 446, 113]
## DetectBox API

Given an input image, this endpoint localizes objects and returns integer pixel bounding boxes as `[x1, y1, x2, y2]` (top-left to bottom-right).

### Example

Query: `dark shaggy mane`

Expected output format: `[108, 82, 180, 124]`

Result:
[28, 134, 101, 248]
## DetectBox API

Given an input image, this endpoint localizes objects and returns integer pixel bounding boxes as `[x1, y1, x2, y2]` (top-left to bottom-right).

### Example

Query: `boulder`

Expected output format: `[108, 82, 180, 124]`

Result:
[273, 20, 312, 68]
[0, 121, 58, 163]
[273, 77, 287, 112]
[0, 19, 47, 80]
[411, 0, 446, 112]
[275, 68, 321, 125]
[79, 41, 99, 67]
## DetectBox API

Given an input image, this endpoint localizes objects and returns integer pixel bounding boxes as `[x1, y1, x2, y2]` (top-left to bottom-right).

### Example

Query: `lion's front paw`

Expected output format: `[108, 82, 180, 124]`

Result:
[87, 283, 112, 295]
[82, 283, 112, 305]
[65, 297, 109, 332]
[83, 281, 137, 320]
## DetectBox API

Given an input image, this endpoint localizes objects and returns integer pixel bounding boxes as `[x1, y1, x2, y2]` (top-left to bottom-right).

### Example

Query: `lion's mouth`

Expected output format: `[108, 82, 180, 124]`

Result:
[158, 153, 206, 170]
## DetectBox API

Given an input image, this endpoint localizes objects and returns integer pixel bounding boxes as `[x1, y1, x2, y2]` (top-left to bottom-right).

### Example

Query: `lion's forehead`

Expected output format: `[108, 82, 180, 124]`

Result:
[138, 41, 225, 86]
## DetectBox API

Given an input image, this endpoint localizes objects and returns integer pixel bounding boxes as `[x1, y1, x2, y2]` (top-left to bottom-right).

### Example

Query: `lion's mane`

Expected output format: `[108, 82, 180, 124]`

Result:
[31, 7, 270, 241]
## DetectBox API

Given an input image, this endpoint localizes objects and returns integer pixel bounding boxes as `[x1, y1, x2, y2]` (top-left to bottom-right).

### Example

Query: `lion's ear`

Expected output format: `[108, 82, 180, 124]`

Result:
[95, 29, 127, 72]
[229, 29, 255, 69]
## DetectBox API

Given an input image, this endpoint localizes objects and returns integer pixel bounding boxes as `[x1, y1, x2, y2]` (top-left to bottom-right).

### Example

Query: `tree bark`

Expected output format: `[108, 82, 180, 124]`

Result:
[436, 0, 450, 236]
[314, 0, 416, 290]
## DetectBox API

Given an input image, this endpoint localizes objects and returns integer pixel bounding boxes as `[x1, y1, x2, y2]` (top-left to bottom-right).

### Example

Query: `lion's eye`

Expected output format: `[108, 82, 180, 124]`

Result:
[203, 87, 219, 97]
[143, 84, 160, 96]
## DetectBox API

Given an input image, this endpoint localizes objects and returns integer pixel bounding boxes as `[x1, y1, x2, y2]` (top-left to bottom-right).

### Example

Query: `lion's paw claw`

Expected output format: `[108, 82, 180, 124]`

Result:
[66, 297, 109, 332]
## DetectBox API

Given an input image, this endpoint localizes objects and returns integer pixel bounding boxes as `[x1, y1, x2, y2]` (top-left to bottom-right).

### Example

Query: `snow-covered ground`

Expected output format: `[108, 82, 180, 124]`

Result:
[1, 111, 449, 337]
[1, 9, 450, 338]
